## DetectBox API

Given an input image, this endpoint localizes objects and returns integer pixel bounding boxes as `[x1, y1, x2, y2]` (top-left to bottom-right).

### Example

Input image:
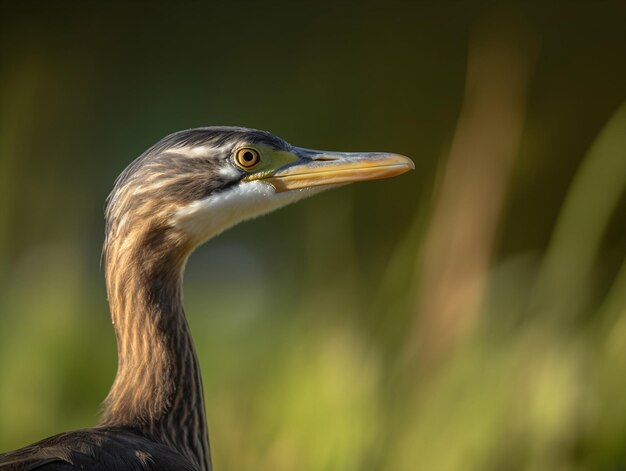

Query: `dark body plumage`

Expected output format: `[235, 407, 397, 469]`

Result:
[0, 428, 195, 470]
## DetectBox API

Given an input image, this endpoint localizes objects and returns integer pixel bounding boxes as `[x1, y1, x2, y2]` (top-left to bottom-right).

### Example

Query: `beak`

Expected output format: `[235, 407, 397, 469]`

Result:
[257, 147, 414, 192]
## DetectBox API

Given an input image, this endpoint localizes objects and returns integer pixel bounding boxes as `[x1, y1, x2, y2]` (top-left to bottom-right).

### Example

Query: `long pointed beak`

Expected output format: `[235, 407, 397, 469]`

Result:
[258, 147, 414, 192]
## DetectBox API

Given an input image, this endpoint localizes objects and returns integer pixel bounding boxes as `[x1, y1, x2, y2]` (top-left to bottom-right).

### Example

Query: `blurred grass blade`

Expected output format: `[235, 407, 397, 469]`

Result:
[534, 102, 626, 319]
[408, 17, 536, 364]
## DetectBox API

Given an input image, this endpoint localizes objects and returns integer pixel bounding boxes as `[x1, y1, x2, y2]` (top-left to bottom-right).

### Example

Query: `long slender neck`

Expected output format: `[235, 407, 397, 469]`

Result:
[100, 229, 211, 471]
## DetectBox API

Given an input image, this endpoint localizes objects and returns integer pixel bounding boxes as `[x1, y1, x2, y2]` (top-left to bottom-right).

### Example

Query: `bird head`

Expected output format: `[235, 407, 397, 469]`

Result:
[104, 127, 413, 266]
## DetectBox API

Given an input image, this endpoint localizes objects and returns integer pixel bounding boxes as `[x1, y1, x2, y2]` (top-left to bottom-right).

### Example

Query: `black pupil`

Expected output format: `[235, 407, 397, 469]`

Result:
[243, 151, 255, 162]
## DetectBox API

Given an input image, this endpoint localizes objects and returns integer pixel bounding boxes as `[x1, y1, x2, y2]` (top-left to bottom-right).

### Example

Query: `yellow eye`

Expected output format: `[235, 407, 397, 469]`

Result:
[234, 147, 261, 169]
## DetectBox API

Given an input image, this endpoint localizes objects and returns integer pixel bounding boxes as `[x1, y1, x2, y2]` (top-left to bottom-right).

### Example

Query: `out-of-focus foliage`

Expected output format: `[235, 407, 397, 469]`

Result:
[1, 3, 625, 470]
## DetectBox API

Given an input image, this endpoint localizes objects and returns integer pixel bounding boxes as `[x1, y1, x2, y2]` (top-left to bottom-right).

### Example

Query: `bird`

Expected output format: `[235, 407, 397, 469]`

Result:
[0, 127, 413, 470]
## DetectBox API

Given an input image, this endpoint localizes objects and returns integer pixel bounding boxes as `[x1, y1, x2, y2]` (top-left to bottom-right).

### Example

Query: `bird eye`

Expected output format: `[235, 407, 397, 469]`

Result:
[234, 148, 261, 169]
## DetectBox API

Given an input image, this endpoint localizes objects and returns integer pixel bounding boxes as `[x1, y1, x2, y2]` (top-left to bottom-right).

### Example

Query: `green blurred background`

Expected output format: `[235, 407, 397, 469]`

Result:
[1, 2, 625, 470]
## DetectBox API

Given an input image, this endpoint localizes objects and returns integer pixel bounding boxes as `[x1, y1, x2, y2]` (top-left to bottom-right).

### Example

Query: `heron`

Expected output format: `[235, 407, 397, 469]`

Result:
[0, 127, 413, 470]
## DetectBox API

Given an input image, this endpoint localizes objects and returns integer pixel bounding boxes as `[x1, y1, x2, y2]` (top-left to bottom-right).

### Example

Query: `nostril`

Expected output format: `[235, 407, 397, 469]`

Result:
[312, 156, 337, 162]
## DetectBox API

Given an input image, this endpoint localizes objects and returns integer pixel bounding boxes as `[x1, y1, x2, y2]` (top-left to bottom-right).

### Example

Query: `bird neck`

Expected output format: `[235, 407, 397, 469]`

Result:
[100, 230, 211, 471]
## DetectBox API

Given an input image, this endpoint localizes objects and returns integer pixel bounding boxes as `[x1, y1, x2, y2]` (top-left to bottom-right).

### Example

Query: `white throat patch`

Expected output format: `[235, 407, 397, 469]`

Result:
[172, 181, 326, 245]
